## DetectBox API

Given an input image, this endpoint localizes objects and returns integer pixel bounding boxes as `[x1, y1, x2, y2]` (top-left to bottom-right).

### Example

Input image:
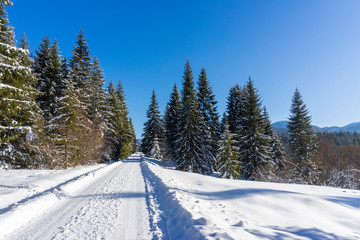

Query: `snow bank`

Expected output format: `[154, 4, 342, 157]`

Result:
[0, 162, 121, 238]
[143, 157, 360, 240]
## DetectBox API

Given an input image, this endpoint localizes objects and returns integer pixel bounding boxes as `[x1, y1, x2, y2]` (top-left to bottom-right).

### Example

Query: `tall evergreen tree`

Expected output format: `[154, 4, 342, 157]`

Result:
[217, 123, 241, 179]
[287, 89, 318, 180]
[262, 107, 284, 169]
[88, 56, 106, 127]
[0, 5, 41, 167]
[176, 61, 210, 174]
[68, 29, 92, 112]
[105, 81, 133, 160]
[238, 78, 271, 179]
[226, 84, 244, 134]
[197, 68, 219, 172]
[163, 84, 181, 160]
[141, 90, 164, 159]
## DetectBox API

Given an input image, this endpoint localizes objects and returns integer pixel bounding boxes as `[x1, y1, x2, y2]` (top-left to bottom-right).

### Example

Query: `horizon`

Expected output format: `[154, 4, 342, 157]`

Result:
[6, 0, 360, 138]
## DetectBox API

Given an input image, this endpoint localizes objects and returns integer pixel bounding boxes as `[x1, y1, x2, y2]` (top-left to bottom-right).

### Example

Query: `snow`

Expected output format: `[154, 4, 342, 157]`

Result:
[0, 153, 359, 239]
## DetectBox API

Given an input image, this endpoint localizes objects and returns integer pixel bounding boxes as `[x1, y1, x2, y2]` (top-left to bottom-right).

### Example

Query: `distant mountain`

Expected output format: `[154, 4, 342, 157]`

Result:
[272, 121, 360, 134]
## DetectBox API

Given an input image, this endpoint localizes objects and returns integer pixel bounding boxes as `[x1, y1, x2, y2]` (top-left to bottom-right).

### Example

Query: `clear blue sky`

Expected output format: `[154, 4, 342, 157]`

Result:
[7, 0, 360, 138]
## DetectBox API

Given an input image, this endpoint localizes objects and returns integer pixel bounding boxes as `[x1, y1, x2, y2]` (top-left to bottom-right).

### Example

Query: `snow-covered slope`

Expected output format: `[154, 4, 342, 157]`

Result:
[143, 159, 360, 239]
[272, 120, 360, 134]
[1, 153, 359, 239]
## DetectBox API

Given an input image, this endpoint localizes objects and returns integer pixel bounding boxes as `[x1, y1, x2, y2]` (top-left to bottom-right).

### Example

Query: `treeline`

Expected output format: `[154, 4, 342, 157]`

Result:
[141, 61, 360, 189]
[141, 61, 315, 182]
[0, 3, 136, 169]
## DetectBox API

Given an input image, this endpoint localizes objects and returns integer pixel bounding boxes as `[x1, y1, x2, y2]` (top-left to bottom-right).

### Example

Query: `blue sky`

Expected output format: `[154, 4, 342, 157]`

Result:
[7, 0, 360, 138]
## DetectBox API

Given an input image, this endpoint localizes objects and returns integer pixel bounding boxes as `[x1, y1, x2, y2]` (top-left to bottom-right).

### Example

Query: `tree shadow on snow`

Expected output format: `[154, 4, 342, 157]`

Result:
[172, 188, 300, 200]
[325, 196, 360, 209]
[70, 192, 147, 199]
[246, 226, 353, 240]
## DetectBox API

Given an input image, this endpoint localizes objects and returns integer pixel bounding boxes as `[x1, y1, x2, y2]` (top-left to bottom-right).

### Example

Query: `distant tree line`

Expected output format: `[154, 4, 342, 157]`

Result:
[0, 3, 137, 169]
[141, 61, 360, 190]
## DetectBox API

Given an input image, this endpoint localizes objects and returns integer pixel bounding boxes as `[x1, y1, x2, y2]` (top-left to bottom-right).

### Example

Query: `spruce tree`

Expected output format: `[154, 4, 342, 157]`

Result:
[0, 1, 12, 6]
[141, 90, 164, 160]
[287, 89, 318, 180]
[262, 107, 284, 169]
[176, 61, 210, 174]
[105, 81, 133, 160]
[197, 68, 219, 172]
[217, 123, 241, 179]
[68, 29, 92, 113]
[0, 5, 41, 167]
[163, 84, 180, 160]
[238, 78, 271, 179]
[226, 84, 244, 134]
[88, 56, 106, 128]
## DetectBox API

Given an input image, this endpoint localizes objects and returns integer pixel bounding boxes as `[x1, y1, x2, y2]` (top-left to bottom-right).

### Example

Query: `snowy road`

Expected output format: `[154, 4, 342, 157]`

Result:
[5, 154, 152, 240]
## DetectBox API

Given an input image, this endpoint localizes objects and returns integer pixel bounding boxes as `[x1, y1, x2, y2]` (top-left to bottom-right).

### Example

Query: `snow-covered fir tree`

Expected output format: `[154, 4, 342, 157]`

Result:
[105, 81, 133, 160]
[197, 68, 220, 172]
[262, 107, 284, 169]
[163, 84, 181, 160]
[287, 88, 318, 182]
[238, 78, 271, 179]
[129, 118, 138, 153]
[141, 90, 164, 160]
[68, 29, 92, 113]
[0, 5, 42, 167]
[88, 56, 106, 127]
[0, 0, 12, 6]
[217, 123, 241, 179]
[226, 84, 244, 134]
[176, 61, 211, 174]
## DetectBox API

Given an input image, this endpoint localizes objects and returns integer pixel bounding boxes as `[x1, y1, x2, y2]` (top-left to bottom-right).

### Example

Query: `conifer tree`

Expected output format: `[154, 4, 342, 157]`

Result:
[0, 5, 41, 167]
[105, 81, 133, 160]
[129, 118, 138, 153]
[0, 1, 12, 6]
[176, 61, 210, 174]
[141, 90, 164, 159]
[197, 68, 219, 172]
[163, 84, 180, 160]
[88, 56, 106, 128]
[226, 84, 244, 134]
[217, 123, 241, 179]
[238, 78, 271, 179]
[68, 29, 92, 113]
[287, 89, 318, 180]
[262, 107, 284, 169]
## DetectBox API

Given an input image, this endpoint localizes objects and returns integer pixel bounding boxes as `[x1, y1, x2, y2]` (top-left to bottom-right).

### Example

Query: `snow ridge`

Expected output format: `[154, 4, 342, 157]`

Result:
[141, 158, 210, 240]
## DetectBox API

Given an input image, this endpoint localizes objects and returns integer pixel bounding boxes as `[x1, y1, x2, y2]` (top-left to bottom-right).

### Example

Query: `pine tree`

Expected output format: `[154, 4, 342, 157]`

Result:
[287, 88, 318, 181]
[238, 78, 271, 179]
[129, 118, 138, 153]
[68, 29, 92, 113]
[163, 84, 180, 160]
[262, 107, 284, 169]
[0, 5, 41, 167]
[197, 68, 219, 172]
[226, 84, 244, 134]
[88, 56, 106, 128]
[0, 1, 12, 6]
[141, 90, 164, 160]
[105, 81, 133, 160]
[217, 123, 241, 179]
[176, 61, 210, 174]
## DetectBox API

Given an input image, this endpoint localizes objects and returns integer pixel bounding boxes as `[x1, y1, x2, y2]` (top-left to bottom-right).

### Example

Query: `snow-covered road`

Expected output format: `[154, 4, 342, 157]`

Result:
[4, 154, 152, 240]
[1, 153, 360, 239]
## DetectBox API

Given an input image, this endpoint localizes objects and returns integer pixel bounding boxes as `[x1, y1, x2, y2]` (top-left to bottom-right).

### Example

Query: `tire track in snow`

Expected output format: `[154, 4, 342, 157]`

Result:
[5, 154, 152, 240]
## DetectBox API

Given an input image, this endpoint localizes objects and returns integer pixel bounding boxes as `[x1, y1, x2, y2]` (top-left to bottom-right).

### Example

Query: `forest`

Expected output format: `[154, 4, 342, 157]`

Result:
[1, 1, 359, 190]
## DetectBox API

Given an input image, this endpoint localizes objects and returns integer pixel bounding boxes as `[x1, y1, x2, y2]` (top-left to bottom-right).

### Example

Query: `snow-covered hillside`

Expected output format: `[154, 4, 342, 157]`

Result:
[1, 153, 359, 239]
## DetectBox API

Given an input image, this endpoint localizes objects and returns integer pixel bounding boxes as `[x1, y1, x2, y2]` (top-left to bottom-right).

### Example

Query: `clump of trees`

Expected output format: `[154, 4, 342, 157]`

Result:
[0, 2, 136, 169]
[142, 60, 360, 190]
